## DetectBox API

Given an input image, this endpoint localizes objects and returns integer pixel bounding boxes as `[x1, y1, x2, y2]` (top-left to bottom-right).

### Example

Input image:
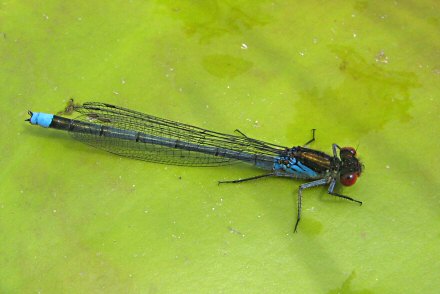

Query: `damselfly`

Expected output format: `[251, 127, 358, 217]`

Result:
[27, 102, 364, 232]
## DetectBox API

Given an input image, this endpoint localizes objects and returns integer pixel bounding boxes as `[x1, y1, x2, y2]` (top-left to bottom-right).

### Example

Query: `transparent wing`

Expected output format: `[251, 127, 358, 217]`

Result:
[70, 116, 238, 166]
[69, 102, 286, 167]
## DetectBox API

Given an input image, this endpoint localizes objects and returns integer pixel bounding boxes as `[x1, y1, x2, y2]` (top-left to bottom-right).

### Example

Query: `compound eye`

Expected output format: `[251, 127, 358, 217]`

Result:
[340, 173, 358, 186]
[340, 147, 357, 157]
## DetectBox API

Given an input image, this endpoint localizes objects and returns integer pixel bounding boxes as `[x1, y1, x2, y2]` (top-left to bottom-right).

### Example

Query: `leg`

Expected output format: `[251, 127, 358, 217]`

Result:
[294, 178, 328, 233]
[303, 129, 316, 147]
[332, 144, 341, 158]
[327, 178, 362, 205]
[218, 173, 274, 185]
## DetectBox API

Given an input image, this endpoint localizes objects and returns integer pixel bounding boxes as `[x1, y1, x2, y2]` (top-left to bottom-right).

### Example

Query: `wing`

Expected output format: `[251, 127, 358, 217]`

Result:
[69, 102, 286, 167]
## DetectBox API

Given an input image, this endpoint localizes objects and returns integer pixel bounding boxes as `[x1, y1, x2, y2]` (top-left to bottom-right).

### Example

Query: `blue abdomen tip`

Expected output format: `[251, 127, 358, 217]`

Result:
[30, 112, 54, 128]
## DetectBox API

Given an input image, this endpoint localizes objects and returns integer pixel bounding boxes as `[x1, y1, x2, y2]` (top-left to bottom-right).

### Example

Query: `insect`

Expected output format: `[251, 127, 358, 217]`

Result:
[27, 102, 364, 232]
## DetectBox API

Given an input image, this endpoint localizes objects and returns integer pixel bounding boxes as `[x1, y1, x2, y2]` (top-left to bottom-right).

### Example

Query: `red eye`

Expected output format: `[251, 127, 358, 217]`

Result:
[340, 173, 358, 186]
[341, 147, 356, 157]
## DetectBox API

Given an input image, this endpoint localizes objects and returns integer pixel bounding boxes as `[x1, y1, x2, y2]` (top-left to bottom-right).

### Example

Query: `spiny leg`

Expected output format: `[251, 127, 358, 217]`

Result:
[328, 191, 363, 205]
[303, 129, 316, 147]
[218, 173, 274, 185]
[327, 178, 362, 205]
[294, 178, 328, 233]
[332, 143, 341, 158]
